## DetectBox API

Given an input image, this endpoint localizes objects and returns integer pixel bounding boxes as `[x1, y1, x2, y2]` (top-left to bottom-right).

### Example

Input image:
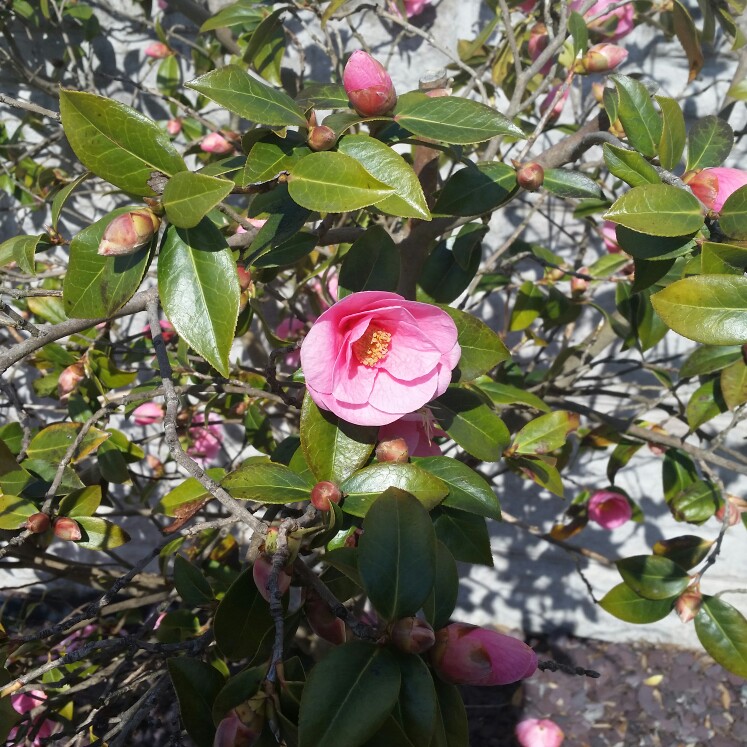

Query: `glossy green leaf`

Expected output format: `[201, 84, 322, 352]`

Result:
[300, 395, 377, 484]
[212, 665, 265, 725]
[432, 507, 493, 566]
[295, 82, 349, 110]
[616, 226, 698, 262]
[74, 516, 130, 550]
[51, 171, 91, 230]
[20, 459, 84, 495]
[680, 344, 742, 378]
[59, 89, 185, 196]
[653, 534, 714, 569]
[97, 441, 130, 484]
[158, 220, 240, 377]
[507, 454, 564, 497]
[599, 583, 674, 623]
[241, 137, 309, 186]
[154, 468, 225, 516]
[396, 653, 438, 747]
[662, 449, 699, 504]
[670, 479, 719, 524]
[474, 380, 550, 412]
[338, 225, 400, 295]
[602, 144, 661, 187]
[63, 207, 155, 318]
[221, 461, 312, 503]
[656, 95, 686, 170]
[298, 642, 400, 747]
[610, 74, 663, 158]
[26, 423, 109, 463]
[338, 134, 430, 220]
[686, 378, 725, 429]
[512, 410, 580, 456]
[0, 441, 34, 496]
[568, 10, 589, 54]
[718, 185, 747, 239]
[686, 115, 734, 172]
[433, 162, 517, 216]
[604, 184, 703, 237]
[214, 566, 274, 661]
[288, 151, 394, 212]
[358, 489, 436, 619]
[0, 495, 37, 530]
[720, 359, 747, 409]
[394, 92, 524, 144]
[186, 65, 307, 127]
[168, 658, 225, 747]
[430, 387, 510, 462]
[88, 349, 137, 388]
[694, 596, 747, 678]
[58, 485, 101, 517]
[700, 241, 747, 273]
[200, 2, 263, 30]
[423, 540, 459, 631]
[340, 467, 448, 517]
[509, 280, 545, 331]
[616, 554, 691, 600]
[244, 8, 285, 84]
[673, 0, 705, 83]
[651, 275, 747, 345]
[432, 679, 469, 747]
[542, 168, 603, 199]
[174, 554, 214, 607]
[163, 172, 234, 229]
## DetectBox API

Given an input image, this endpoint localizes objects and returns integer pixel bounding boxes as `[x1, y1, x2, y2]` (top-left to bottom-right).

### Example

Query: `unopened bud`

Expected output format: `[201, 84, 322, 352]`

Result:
[144, 41, 171, 59]
[571, 268, 589, 296]
[715, 493, 747, 526]
[310, 481, 342, 511]
[675, 586, 702, 624]
[54, 517, 82, 542]
[516, 162, 545, 192]
[166, 118, 182, 136]
[200, 132, 236, 154]
[576, 43, 629, 74]
[58, 362, 85, 401]
[305, 590, 347, 645]
[308, 125, 338, 151]
[214, 705, 263, 747]
[252, 554, 292, 603]
[98, 209, 161, 256]
[26, 513, 51, 534]
[343, 50, 397, 117]
[236, 265, 253, 292]
[375, 437, 409, 463]
[390, 616, 435, 655]
[591, 82, 606, 103]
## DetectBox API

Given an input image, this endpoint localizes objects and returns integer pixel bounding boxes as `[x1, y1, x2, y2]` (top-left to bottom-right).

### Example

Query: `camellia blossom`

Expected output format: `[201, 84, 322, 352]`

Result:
[187, 412, 223, 466]
[300, 291, 460, 427]
[378, 409, 446, 457]
[570, 0, 635, 41]
[684, 167, 747, 213]
[515, 718, 565, 747]
[587, 489, 632, 529]
[388, 0, 431, 18]
[9, 690, 58, 746]
[576, 43, 628, 74]
[343, 50, 397, 117]
[132, 402, 164, 426]
[430, 622, 538, 686]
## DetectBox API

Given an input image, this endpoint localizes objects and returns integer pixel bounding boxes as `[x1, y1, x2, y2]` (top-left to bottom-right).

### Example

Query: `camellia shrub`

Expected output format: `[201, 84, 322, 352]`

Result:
[1, 0, 746, 744]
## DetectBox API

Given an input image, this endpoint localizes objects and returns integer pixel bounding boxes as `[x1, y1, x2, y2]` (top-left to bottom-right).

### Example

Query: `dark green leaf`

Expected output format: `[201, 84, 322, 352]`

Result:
[543, 169, 603, 199]
[616, 554, 691, 600]
[432, 679, 469, 747]
[221, 461, 312, 503]
[423, 541, 459, 631]
[686, 115, 734, 171]
[507, 455, 564, 497]
[339, 225, 400, 296]
[473, 380, 550, 412]
[602, 144, 661, 187]
[212, 665, 265, 725]
[719, 185, 747, 239]
[656, 95, 686, 170]
[174, 555, 214, 607]
[241, 137, 309, 186]
[58, 485, 101, 517]
[244, 8, 285, 84]
[433, 162, 517, 216]
[432, 507, 493, 566]
[670, 479, 719, 524]
[610, 74, 663, 158]
[163, 172, 234, 229]
[509, 280, 545, 331]
[396, 654, 437, 747]
[653, 535, 714, 569]
[695, 596, 747, 678]
[168, 658, 225, 747]
[662, 449, 698, 504]
[680, 345, 742, 378]
[511, 410, 580, 456]
[598, 583, 674, 623]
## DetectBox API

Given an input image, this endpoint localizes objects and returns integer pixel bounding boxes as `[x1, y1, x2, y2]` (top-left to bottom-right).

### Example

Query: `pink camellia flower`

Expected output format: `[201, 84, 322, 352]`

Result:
[98, 209, 161, 256]
[132, 402, 164, 426]
[587, 489, 632, 529]
[187, 412, 223, 466]
[300, 291, 460, 427]
[576, 43, 628, 74]
[200, 132, 235, 154]
[388, 0, 431, 18]
[378, 409, 445, 457]
[166, 118, 182, 136]
[539, 85, 570, 120]
[9, 690, 58, 746]
[515, 718, 565, 747]
[343, 51, 397, 117]
[144, 41, 172, 59]
[684, 167, 747, 213]
[430, 623, 538, 686]
[571, 0, 635, 41]
[601, 220, 623, 253]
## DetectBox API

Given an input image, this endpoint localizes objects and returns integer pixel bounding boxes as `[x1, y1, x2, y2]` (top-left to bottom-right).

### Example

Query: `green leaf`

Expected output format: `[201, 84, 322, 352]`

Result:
[433, 162, 517, 216]
[338, 134, 430, 220]
[598, 583, 674, 623]
[58, 485, 101, 517]
[662, 449, 698, 503]
[509, 280, 545, 331]
[507, 454, 564, 497]
[602, 144, 661, 187]
[358, 489, 437, 619]
[604, 184, 704, 237]
[221, 461, 312, 503]
[154, 469, 225, 516]
[700, 241, 747, 273]
[568, 10, 589, 55]
[51, 171, 91, 230]
[673, 0, 705, 84]
[241, 137, 309, 186]
[720, 359, 747, 410]
[288, 151, 394, 212]
[680, 344, 742, 378]
[394, 92, 524, 144]
[63, 208, 155, 318]
[295, 82, 349, 110]
[26, 423, 109, 463]
[474, 380, 550, 412]
[338, 225, 400, 296]
[200, 1, 263, 30]
[214, 566, 274, 661]
[686, 115, 734, 171]
[432, 679, 469, 747]
[340, 467, 448, 518]
[298, 642, 401, 747]
[651, 275, 747, 345]
[670, 479, 719, 524]
[416, 456, 500, 520]
[511, 410, 580, 456]
[616, 555, 691, 600]
[158, 220, 240, 377]
[719, 185, 747, 239]
[542, 169, 603, 199]
[656, 95, 686, 170]
[59, 90, 185, 196]
[212, 665, 266, 725]
[432, 507, 493, 566]
[186, 65, 307, 127]
[439, 308, 509, 383]
[687, 377, 725, 429]
[74, 516, 130, 550]
[88, 349, 138, 388]
[396, 654, 438, 747]
[0, 235, 42, 273]
[609, 74, 663, 158]
[653, 535, 714, 569]
[244, 7, 285, 85]
[174, 555, 214, 607]
[423, 540, 459, 631]
[162, 172, 234, 229]
[695, 596, 747, 678]
[0, 495, 37, 530]
[430, 387, 510, 462]
[300, 395, 377, 484]
[168, 658, 225, 747]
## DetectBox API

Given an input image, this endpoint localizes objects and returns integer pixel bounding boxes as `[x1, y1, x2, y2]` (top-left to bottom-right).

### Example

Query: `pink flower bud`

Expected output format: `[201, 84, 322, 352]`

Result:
[54, 517, 82, 542]
[26, 512, 51, 534]
[98, 209, 161, 256]
[587, 489, 632, 529]
[308, 125, 338, 151]
[539, 85, 569, 121]
[516, 162, 545, 191]
[714, 493, 747, 526]
[343, 51, 397, 117]
[213, 708, 261, 747]
[675, 586, 702, 624]
[600, 220, 623, 253]
[252, 555, 292, 603]
[390, 617, 435, 655]
[576, 43, 628, 74]
[570, 0, 635, 41]
[684, 167, 747, 213]
[375, 437, 409, 463]
[144, 41, 172, 59]
[166, 118, 182, 136]
[200, 132, 235, 154]
[236, 265, 253, 292]
[58, 362, 85, 401]
[571, 268, 589, 296]
[515, 718, 565, 747]
[430, 623, 538, 686]
[310, 481, 342, 511]
[305, 590, 347, 645]
[377, 411, 445, 457]
[132, 402, 164, 426]
[528, 24, 552, 75]
[388, 0, 431, 18]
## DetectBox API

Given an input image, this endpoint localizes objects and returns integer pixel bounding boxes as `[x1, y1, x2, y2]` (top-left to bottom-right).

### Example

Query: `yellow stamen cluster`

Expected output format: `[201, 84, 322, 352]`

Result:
[352, 325, 392, 366]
